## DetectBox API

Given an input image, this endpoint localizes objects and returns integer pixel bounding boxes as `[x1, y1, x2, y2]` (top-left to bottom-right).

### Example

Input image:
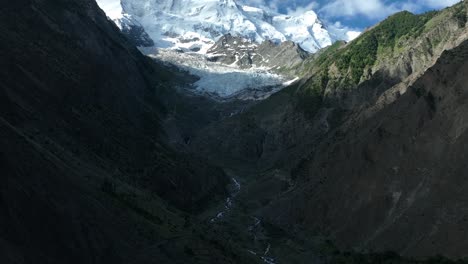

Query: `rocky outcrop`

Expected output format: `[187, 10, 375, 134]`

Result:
[207, 34, 309, 73]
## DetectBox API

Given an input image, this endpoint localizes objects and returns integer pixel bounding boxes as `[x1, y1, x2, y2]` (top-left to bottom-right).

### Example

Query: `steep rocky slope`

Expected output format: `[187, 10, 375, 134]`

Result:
[0, 0, 227, 212]
[117, 15, 155, 47]
[190, 1, 468, 259]
[266, 37, 468, 258]
[0, 0, 258, 263]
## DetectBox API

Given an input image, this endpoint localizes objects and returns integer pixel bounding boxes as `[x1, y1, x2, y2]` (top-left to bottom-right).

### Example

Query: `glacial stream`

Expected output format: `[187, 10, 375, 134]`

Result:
[210, 177, 241, 223]
[210, 177, 277, 264]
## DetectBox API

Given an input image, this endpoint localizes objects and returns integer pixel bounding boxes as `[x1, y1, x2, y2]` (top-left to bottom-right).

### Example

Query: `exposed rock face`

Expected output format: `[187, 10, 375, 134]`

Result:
[206, 34, 309, 72]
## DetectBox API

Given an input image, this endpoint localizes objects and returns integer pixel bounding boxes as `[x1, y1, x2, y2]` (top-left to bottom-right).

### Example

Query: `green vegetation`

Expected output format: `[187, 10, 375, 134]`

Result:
[300, 9, 440, 87]
[314, 41, 346, 67]
[454, 3, 467, 27]
[334, 10, 437, 84]
[313, 1, 467, 88]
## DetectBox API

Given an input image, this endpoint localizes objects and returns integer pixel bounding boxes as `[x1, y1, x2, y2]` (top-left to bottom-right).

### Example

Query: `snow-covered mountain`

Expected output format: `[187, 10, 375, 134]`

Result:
[96, 0, 338, 53]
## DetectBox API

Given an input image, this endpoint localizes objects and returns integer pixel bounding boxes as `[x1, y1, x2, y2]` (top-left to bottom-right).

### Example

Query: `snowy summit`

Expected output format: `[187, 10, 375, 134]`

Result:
[96, 0, 340, 53]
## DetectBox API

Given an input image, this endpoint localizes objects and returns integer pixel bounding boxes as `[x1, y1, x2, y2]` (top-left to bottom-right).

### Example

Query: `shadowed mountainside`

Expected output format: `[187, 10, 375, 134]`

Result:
[265, 38, 468, 258]
[0, 0, 261, 263]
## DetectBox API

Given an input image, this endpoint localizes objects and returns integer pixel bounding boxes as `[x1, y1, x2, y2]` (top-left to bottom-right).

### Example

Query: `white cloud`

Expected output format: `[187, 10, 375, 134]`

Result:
[420, 0, 461, 9]
[346, 31, 362, 41]
[286, 2, 320, 16]
[327, 21, 362, 42]
[319, 0, 462, 20]
[319, 0, 398, 20]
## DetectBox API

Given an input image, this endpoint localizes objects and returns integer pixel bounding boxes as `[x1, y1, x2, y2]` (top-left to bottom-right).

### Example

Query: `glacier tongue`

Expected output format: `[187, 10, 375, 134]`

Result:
[96, 0, 335, 53]
[148, 49, 291, 99]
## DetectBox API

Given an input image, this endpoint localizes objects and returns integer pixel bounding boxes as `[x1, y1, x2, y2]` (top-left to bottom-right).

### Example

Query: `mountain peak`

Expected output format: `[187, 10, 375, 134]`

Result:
[96, 0, 335, 53]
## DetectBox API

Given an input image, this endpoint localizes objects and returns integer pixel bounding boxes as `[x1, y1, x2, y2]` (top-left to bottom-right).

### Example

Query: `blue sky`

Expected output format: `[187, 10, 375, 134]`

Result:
[244, 0, 462, 30]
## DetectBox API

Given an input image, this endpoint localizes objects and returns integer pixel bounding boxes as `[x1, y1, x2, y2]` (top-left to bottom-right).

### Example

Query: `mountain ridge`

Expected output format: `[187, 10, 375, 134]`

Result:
[206, 33, 309, 71]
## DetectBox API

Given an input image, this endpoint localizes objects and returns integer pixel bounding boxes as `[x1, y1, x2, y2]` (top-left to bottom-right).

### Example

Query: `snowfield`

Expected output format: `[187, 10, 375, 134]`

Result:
[95, 0, 123, 19]
[95, 0, 356, 53]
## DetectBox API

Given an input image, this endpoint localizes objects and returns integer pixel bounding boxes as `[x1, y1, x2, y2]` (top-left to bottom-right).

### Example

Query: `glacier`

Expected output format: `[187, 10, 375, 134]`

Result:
[149, 49, 291, 99]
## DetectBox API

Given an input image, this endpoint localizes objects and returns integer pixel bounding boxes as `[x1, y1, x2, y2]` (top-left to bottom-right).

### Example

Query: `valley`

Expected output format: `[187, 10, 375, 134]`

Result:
[2, 0, 468, 263]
